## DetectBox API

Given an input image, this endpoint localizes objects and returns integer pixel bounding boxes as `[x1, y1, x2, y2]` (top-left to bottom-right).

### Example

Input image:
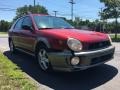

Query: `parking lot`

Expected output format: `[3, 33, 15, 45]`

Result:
[0, 37, 120, 90]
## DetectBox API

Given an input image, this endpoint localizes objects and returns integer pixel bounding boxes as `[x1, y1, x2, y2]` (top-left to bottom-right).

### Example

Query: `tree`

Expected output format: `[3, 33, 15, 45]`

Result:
[100, 0, 120, 39]
[14, 5, 48, 21]
[0, 20, 11, 32]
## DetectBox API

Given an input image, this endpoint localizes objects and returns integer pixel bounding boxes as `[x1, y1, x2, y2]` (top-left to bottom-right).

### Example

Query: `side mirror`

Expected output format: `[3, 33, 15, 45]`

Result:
[22, 25, 33, 32]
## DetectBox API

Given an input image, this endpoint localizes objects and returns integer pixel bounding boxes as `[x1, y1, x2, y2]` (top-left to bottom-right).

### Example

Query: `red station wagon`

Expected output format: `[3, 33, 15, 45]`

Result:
[8, 14, 115, 72]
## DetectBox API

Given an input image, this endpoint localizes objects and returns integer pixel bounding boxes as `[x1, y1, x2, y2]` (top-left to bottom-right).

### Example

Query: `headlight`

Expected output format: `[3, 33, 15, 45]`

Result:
[108, 35, 112, 44]
[67, 38, 82, 51]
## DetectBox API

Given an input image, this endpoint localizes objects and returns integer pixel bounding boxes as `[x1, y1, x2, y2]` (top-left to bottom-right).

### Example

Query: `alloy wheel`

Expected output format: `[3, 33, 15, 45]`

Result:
[38, 49, 49, 71]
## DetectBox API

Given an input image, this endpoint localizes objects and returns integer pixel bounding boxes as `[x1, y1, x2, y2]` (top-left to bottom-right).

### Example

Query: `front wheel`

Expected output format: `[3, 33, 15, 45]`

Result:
[37, 47, 52, 72]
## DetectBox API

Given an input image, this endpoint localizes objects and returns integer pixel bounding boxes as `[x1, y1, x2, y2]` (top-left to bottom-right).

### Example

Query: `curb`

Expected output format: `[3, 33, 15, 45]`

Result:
[0, 35, 8, 38]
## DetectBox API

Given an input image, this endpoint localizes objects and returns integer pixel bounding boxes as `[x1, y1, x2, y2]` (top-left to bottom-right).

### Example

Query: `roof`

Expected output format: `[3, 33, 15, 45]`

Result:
[30, 13, 49, 16]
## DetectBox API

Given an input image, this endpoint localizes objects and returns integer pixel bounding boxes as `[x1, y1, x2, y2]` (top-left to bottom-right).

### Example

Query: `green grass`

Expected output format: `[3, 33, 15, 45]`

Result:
[0, 32, 8, 34]
[110, 34, 120, 42]
[0, 52, 37, 90]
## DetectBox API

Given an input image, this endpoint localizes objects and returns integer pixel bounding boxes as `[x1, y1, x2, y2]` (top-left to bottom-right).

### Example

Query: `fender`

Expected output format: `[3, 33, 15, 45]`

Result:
[35, 37, 51, 49]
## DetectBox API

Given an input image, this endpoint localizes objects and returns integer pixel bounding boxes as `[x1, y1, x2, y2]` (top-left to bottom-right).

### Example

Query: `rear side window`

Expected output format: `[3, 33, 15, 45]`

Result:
[14, 18, 24, 30]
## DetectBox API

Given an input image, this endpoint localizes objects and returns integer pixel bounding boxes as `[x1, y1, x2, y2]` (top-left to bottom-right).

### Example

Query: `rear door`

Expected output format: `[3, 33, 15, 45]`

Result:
[11, 17, 24, 48]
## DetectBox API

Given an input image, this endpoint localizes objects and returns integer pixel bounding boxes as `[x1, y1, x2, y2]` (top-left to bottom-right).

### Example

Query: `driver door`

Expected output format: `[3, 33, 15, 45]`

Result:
[19, 16, 36, 53]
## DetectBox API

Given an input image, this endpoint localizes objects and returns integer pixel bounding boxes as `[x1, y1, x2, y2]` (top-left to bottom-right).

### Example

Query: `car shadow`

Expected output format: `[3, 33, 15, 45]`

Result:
[4, 51, 118, 90]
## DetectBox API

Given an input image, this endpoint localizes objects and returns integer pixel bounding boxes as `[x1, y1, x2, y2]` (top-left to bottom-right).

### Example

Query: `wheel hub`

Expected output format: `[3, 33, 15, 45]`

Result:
[38, 49, 49, 70]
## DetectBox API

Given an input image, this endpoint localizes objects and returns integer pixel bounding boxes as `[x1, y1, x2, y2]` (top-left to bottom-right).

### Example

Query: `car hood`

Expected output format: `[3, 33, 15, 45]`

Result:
[41, 29, 109, 43]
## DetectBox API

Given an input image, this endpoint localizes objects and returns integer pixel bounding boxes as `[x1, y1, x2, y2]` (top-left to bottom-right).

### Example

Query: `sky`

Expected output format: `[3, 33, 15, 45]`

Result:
[0, 0, 104, 21]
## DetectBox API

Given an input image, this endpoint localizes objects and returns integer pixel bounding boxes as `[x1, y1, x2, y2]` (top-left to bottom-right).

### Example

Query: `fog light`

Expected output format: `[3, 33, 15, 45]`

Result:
[71, 57, 80, 65]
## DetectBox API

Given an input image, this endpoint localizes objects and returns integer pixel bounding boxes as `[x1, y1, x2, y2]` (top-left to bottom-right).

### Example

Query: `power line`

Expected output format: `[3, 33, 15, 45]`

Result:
[69, 0, 75, 21]
[0, 8, 14, 9]
[0, 8, 16, 11]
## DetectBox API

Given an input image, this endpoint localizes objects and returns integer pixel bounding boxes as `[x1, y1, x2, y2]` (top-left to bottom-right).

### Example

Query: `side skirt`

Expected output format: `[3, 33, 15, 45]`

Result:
[16, 47, 35, 57]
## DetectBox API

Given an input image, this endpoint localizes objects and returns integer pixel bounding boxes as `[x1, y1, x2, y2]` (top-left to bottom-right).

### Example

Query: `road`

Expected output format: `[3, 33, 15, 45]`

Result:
[0, 37, 9, 52]
[0, 37, 120, 90]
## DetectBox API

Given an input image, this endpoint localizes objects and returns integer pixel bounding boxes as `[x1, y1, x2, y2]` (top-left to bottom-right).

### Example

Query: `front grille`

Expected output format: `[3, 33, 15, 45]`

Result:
[91, 53, 113, 65]
[87, 40, 111, 50]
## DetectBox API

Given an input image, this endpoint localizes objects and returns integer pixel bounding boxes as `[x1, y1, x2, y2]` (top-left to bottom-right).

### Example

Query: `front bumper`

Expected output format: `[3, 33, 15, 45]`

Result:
[48, 46, 115, 72]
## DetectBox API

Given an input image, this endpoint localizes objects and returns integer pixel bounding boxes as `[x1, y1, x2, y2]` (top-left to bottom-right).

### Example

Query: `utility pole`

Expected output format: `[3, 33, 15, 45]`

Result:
[69, 0, 75, 21]
[37, 2, 39, 13]
[34, 0, 36, 7]
[53, 11, 58, 17]
[100, 8, 104, 32]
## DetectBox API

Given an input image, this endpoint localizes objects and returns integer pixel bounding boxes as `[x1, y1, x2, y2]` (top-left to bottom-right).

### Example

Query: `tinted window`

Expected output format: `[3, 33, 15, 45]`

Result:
[22, 16, 32, 27]
[14, 18, 24, 30]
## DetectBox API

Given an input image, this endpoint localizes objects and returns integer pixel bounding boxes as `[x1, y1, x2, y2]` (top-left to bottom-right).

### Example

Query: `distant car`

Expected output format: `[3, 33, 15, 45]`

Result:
[8, 14, 115, 72]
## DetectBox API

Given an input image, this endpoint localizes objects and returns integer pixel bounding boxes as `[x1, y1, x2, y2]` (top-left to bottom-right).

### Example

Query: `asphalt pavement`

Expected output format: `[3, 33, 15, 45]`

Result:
[0, 37, 120, 90]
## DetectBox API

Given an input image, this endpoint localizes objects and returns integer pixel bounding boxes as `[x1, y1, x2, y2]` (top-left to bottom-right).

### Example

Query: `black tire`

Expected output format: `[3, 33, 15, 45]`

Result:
[36, 45, 52, 72]
[9, 40, 16, 53]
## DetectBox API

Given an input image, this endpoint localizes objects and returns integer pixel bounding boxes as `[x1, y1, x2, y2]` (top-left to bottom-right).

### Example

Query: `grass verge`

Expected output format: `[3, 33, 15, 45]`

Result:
[110, 34, 120, 42]
[0, 52, 37, 90]
[0, 32, 8, 34]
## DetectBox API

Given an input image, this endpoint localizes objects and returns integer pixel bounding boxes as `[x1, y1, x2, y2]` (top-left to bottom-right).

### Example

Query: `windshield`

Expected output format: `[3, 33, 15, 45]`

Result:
[33, 16, 74, 29]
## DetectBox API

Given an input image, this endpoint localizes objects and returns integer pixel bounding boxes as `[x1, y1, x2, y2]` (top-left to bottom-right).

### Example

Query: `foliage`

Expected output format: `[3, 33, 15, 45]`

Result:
[0, 5, 48, 32]
[100, 0, 120, 19]
[110, 34, 120, 42]
[64, 16, 120, 33]
[65, 17, 99, 31]
[100, 0, 120, 38]
[14, 5, 48, 21]
[0, 20, 11, 32]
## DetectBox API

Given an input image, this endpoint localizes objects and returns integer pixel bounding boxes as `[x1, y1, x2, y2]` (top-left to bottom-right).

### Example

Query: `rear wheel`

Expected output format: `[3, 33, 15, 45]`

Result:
[37, 46, 52, 72]
[9, 40, 16, 53]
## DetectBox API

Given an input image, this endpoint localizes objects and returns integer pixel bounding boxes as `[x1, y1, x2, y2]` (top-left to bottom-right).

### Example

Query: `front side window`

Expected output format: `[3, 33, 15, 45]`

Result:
[22, 16, 32, 27]
[34, 16, 74, 29]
